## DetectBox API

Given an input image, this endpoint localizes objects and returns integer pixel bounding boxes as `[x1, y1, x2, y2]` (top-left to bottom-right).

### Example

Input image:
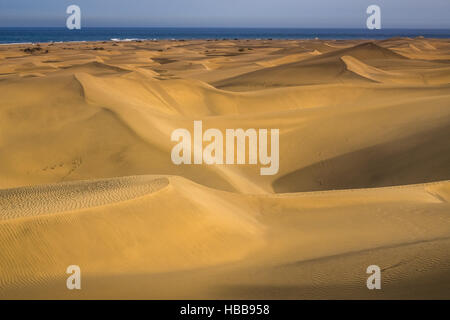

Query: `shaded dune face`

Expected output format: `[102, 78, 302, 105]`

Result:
[0, 38, 450, 299]
[273, 123, 450, 192]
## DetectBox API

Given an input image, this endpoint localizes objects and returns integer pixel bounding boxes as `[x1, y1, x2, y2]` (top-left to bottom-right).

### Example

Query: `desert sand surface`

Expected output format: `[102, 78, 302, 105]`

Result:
[0, 38, 450, 299]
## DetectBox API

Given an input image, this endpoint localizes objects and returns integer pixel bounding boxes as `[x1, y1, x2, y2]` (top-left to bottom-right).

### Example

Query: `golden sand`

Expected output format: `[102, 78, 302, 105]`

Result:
[0, 38, 450, 299]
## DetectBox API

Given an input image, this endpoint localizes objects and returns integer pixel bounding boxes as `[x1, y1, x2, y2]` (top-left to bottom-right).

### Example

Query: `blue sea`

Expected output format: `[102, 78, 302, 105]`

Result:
[0, 27, 449, 44]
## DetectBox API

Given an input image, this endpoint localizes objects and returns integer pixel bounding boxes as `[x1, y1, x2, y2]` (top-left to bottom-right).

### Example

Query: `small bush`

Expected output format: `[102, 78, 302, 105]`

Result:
[23, 47, 42, 54]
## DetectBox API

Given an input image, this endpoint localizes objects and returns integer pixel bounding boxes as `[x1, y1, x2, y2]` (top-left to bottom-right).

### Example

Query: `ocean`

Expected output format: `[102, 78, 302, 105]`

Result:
[0, 27, 450, 44]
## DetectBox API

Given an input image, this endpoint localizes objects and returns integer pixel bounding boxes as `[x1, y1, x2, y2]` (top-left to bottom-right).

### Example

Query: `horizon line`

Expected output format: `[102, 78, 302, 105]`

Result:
[1, 26, 450, 30]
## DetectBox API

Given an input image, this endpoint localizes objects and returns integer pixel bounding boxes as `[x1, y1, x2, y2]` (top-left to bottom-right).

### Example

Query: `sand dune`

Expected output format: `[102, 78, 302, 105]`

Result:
[213, 42, 409, 91]
[1, 176, 449, 299]
[0, 38, 450, 299]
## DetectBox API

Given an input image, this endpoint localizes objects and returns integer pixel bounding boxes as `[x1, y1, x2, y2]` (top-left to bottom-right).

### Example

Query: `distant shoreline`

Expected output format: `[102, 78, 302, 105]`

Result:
[1, 37, 449, 47]
[1, 27, 450, 44]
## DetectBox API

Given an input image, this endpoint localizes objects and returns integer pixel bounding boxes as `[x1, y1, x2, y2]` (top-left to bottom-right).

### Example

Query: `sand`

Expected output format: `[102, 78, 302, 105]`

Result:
[0, 38, 450, 299]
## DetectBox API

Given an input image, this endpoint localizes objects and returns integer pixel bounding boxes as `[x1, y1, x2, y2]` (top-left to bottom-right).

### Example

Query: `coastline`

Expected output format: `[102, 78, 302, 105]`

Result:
[1, 27, 450, 45]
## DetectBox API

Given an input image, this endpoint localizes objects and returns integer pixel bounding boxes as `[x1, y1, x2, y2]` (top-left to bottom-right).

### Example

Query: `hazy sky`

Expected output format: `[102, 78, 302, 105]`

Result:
[0, 0, 449, 28]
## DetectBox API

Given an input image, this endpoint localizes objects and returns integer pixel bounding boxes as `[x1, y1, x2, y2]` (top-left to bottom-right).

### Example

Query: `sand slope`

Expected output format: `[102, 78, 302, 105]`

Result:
[0, 38, 450, 299]
[1, 176, 449, 299]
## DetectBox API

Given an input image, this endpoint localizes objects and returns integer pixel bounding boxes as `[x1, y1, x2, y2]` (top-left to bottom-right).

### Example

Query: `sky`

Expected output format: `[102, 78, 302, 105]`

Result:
[0, 0, 449, 28]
